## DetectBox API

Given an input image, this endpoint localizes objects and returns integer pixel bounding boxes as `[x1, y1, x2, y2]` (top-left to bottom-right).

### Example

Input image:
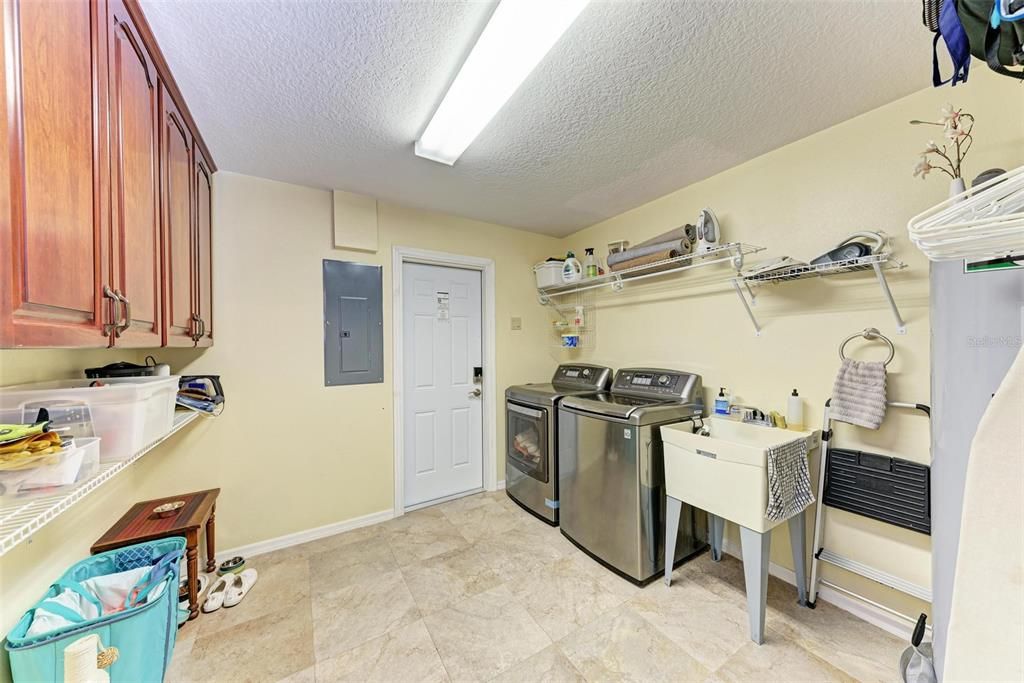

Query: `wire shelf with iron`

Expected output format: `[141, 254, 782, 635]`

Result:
[731, 252, 908, 335]
[536, 242, 765, 303]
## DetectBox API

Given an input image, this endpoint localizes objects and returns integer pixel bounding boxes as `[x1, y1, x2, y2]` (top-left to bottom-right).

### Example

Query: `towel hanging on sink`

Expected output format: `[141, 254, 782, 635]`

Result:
[765, 437, 814, 522]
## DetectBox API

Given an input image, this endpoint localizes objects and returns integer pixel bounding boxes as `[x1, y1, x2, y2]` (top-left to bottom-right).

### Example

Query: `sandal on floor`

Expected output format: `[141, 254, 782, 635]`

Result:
[224, 568, 257, 608]
[202, 575, 232, 613]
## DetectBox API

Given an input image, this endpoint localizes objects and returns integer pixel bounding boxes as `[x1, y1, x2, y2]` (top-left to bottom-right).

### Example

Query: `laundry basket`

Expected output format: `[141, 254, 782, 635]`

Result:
[6, 537, 185, 683]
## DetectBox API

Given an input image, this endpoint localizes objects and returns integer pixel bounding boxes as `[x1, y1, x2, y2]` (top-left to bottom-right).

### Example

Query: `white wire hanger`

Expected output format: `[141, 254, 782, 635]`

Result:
[907, 164, 1024, 262]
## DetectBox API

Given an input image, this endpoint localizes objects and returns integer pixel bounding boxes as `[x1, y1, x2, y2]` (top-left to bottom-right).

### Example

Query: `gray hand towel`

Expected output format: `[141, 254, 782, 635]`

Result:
[765, 437, 813, 522]
[831, 358, 888, 429]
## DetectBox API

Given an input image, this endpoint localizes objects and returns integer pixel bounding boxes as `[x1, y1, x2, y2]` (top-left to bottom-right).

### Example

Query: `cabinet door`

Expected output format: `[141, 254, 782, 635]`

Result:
[0, 0, 113, 348]
[194, 148, 213, 346]
[159, 86, 195, 346]
[107, 0, 161, 347]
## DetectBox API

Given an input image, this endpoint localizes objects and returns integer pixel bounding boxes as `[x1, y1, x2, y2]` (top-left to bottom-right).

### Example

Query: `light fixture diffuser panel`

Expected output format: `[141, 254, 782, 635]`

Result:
[415, 0, 590, 166]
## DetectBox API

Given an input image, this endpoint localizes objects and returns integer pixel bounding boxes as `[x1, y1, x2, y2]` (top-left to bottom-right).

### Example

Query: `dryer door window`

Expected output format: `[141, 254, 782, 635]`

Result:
[507, 402, 549, 483]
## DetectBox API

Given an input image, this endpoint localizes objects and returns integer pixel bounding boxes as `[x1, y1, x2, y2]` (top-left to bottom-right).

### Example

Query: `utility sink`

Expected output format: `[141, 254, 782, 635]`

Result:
[662, 418, 821, 534]
[661, 417, 822, 645]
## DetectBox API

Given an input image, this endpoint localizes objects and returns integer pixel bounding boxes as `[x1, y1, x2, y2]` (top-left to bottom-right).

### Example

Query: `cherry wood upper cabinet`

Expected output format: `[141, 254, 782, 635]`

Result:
[194, 149, 214, 347]
[107, 0, 162, 347]
[0, 0, 115, 348]
[160, 86, 196, 347]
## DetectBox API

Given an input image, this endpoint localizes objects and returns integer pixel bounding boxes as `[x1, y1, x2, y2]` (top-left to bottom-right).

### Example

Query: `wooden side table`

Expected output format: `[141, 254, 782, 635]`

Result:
[92, 488, 220, 621]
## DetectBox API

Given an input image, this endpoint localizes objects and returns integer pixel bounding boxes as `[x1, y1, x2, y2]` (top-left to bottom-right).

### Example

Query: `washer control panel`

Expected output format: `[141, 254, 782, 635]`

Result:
[612, 368, 701, 400]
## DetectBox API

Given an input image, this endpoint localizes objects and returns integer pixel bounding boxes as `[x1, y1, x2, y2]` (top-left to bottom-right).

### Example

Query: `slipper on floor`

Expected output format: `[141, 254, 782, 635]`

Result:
[224, 568, 257, 608]
[202, 575, 233, 613]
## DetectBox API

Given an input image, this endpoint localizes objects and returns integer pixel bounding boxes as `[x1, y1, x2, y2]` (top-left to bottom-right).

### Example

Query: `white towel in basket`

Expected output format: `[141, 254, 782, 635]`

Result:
[765, 437, 814, 522]
[830, 358, 887, 430]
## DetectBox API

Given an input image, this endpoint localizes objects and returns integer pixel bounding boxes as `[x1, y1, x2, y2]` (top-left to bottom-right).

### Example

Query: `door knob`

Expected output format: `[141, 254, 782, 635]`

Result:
[468, 387, 482, 398]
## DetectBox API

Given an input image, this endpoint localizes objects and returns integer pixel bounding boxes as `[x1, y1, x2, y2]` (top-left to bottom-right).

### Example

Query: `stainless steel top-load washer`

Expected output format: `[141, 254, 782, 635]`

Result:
[505, 364, 613, 525]
[558, 367, 707, 584]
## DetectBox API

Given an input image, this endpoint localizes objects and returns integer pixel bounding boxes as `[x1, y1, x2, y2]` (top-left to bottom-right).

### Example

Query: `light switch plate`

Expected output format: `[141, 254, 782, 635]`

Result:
[510, 316, 522, 331]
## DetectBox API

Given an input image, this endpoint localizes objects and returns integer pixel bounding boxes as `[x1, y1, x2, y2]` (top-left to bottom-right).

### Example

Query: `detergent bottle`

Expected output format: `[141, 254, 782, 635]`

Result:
[562, 252, 583, 283]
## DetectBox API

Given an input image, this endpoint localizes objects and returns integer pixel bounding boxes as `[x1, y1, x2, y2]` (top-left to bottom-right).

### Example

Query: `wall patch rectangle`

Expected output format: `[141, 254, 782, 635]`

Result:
[323, 260, 383, 386]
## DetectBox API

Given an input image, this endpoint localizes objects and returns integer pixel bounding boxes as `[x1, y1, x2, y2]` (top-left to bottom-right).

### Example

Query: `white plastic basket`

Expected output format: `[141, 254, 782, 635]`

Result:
[534, 261, 565, 289]
[907, 165, 1024, 262]
[0, 377, 178, 462]
[0, 437, 100, 500]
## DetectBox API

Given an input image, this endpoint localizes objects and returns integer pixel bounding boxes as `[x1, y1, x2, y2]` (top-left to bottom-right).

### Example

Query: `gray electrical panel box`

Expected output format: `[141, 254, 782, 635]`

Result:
[323, 259, 383, 386]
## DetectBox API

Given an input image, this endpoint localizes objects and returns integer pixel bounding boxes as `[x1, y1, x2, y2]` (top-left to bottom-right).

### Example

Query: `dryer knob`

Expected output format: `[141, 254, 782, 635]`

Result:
[658, 375, 670, 386]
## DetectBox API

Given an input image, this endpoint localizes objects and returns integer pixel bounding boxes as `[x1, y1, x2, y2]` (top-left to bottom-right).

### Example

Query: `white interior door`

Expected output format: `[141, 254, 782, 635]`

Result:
[402, 262, 483, 507]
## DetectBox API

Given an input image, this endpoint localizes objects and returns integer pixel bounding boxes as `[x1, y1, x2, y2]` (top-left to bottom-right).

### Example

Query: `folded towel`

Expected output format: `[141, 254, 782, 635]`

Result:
[830, 359, 887, 429]
[765, 437, 813, 521]
[606, 239, 691, 267]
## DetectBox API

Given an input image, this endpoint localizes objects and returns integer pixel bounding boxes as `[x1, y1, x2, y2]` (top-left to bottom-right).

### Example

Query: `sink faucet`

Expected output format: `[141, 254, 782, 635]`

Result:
[729, 405, 777, 428]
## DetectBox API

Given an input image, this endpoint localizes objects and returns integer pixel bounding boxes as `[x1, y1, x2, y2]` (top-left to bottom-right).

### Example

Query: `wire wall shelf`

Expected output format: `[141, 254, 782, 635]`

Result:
[536, 242, 765, 303]
[0, 411, 200, 557]
[732, 252, 908, 336]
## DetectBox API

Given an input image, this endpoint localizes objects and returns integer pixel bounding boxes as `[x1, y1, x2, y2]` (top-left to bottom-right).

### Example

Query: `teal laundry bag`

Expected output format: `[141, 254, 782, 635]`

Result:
[6, 537, 185, 683]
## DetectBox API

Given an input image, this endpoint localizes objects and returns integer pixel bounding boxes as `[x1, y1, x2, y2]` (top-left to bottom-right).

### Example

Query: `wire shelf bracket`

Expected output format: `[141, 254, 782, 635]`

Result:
[732, 253, 908, 335]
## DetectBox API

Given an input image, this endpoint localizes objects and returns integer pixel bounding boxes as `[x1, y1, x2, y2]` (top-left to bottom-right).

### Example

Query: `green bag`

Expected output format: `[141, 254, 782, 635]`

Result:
[5, 537, 185, 683]
[958, 0, 1024, 77]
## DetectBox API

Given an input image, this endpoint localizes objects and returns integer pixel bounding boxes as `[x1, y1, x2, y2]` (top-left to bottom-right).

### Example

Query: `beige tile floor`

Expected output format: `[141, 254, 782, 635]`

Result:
[167, 491, 904, 683]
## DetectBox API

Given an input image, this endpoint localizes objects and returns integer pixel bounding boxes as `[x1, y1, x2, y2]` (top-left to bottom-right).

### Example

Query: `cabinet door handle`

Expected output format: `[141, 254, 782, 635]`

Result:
[114, 291, 130, 336]
[102, 286, 120, 336]
[200, 318, 206, 338]
[190, 313, 201, 342]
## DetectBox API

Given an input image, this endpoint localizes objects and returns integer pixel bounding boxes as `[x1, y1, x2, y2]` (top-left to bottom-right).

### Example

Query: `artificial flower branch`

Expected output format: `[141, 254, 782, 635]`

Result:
[910, 104, 975, 181]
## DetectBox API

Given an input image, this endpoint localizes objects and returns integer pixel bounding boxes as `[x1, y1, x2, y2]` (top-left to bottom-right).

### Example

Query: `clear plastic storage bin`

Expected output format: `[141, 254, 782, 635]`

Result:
[0, 437, 100, 501]
[0, 377, 178, 462]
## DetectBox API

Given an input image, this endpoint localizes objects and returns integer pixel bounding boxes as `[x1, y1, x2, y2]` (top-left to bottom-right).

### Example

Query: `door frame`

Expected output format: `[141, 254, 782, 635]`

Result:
[392, 246, 497, 518]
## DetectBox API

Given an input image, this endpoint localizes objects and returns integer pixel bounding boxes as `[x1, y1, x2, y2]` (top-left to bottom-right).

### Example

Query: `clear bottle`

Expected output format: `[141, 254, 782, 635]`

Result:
[584, 247, 598, 278]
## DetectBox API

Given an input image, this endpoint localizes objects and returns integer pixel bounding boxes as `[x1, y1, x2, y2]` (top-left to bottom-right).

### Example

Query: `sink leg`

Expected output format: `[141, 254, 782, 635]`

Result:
[664, 496, 682, 586]
[788, 511, 809, 606]
[709, 514, 725, 562]
[739, 526, 770, 645]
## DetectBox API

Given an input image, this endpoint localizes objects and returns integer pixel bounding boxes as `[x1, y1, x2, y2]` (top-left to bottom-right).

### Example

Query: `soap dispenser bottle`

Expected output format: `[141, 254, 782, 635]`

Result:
[714, 388, 731, 416]
[787, 389, 804, 431]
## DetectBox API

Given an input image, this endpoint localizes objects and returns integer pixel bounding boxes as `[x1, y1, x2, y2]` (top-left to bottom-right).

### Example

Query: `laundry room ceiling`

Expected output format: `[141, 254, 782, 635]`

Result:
[141, 0, 924, 237]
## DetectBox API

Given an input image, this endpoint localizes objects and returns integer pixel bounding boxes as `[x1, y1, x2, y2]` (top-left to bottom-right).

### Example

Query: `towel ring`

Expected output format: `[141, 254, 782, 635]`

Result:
[839, 327, 895, 366]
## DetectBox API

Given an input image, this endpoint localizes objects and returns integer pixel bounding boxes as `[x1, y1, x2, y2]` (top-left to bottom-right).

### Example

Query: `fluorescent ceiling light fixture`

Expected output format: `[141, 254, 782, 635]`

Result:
[415, 0, 590, 165]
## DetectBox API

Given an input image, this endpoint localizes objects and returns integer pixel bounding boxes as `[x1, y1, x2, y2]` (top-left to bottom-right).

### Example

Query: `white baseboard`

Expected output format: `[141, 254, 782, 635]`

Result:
[719, 538, 921, 642]
[219, 509, 394, 561]
[496, 479, 505, 490]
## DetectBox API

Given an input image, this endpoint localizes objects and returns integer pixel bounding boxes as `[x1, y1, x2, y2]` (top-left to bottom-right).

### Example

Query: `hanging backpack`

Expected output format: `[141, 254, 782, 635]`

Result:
[961, 0, 1024, 79]
[923, 0, 1024, 83]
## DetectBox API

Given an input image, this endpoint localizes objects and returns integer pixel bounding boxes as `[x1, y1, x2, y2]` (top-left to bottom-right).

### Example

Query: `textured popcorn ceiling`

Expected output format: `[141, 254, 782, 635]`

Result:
[141, 0, 924, 236]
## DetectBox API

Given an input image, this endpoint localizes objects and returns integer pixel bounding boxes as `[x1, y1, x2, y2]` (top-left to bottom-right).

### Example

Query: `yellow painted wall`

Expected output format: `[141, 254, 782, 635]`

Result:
[0, 174, 560, 670]
[553, 68, 1024, 619]
[1, 68, 1022, 672]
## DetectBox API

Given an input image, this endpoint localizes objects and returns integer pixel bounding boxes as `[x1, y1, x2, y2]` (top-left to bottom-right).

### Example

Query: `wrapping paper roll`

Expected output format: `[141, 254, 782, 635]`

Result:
[609, 248, 679, 272]
[634, 224, 697, 249]
[607, 239, 690, 267]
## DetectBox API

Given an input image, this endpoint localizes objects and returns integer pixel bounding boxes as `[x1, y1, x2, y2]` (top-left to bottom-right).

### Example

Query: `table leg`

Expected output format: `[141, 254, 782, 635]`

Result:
[709, 514, 725, 562]
[205, 504, 217, 573]
[664, 496, 682, 586]
[788, 511, 809, 606]
[186, 531, 200, 621]
[739, 526, 770, 645]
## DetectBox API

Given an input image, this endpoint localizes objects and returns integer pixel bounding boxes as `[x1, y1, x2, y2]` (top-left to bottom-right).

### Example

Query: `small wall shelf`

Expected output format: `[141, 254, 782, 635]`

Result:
[0, 411, 200, 557]
[537, 242, 765, 304]
[731, 252, 908, 336]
